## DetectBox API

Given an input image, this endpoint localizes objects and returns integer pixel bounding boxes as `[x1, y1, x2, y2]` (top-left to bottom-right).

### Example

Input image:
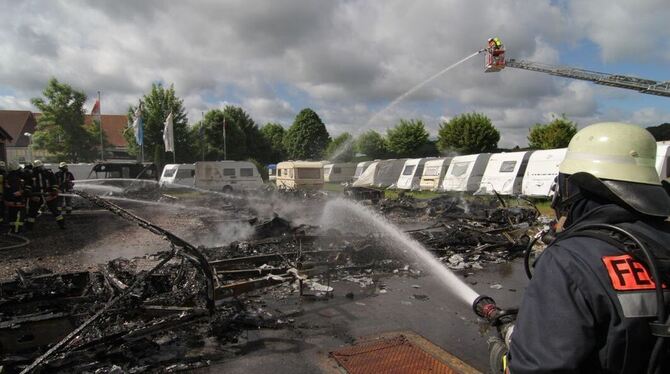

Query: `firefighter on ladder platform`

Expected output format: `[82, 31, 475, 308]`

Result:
[485, 37, 505, 72]
[55, 162, 75, 214]
[26, 160, 65, 230]
[4, 161, 26, 233]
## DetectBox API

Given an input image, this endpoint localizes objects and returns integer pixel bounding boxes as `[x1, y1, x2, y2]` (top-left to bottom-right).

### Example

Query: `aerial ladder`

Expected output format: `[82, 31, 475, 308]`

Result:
[482, 38, 670, 98]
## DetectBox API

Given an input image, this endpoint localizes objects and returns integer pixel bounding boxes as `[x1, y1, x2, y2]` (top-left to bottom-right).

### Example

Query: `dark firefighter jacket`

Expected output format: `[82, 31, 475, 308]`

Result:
[28, 168, 58, 195]
[55, 170, 75, 191]
[4, 170, 25, 205]
[508, 202, 670, 374]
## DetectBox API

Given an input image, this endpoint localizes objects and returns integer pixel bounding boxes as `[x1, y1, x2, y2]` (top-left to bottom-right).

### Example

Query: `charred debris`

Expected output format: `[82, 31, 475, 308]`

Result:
[0, 190, 541, 373]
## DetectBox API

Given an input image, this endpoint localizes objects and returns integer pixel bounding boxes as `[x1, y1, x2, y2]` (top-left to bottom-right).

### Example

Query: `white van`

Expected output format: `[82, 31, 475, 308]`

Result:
[442, 153, 491, 192]
[194, 161, 263, 192]
[522, 148, 567, 197]
[396, 158, 430, 190]
[160, 164, 196, 188]
[420, 158, 452, 191]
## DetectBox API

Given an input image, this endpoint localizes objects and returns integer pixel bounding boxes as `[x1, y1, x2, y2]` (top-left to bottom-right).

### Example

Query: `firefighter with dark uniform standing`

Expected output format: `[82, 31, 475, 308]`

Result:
[4, 161, 26, 233]
[489, 122, 670, 373]
[55, 162, 75, 214]
[25, 160, 64, 230]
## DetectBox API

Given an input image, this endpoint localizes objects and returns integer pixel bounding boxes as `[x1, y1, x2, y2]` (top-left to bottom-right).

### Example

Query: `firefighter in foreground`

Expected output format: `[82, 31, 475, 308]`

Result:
[25, 160, 64, 230]
[4, 161, 26, 233]
[489, 122, 670, 373]
[55, 162, 75, 214]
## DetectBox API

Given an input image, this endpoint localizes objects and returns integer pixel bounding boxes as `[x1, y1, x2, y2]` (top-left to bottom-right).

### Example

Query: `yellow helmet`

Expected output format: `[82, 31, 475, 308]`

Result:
[558, 122, 670, 217]
[33, 159, 43, 168]
[59, 162, 68, 169]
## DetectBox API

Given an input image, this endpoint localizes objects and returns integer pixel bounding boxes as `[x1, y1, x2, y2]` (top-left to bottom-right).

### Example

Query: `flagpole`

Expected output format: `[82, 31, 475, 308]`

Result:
[201, 112, 205, 161]
[98, 91, 104, 161]
[223, 116, 227, 161]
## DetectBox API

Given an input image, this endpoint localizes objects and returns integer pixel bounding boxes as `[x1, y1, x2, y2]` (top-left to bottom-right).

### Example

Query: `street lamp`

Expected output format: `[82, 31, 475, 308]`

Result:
[24, 132, 33, 163]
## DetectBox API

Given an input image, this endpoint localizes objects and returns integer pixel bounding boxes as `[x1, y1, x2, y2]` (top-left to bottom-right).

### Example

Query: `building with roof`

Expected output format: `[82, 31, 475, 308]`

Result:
[0, 110, 130, 162]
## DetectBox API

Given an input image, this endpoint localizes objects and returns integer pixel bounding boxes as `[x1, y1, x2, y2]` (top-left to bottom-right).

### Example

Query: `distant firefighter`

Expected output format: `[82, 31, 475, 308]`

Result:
[4, 161, 26, 233]
[55, 162, 75, 214]
[25, 160, 64, 230]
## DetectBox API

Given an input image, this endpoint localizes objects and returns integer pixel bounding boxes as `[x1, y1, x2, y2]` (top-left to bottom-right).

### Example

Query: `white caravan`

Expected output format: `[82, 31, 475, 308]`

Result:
[441, 153, 491, 192]
[656, 143, 670, 180]
[419, 158, 452, 191]
[352, 159, 407, 188]
[476, 151, 533, 195]
[276, 160, 324, 190]
[522, 148, 567, 197]
[353, 161, 373, 182]
[194, 161, 263, 192]
[396, 158, 430, 190]
[323, 163, 357, 183]
[160, 164, 196, 188]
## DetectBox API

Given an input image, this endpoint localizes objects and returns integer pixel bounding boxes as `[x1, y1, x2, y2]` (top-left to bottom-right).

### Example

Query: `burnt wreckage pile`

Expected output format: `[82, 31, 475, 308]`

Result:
[379, 194, 541, 269]
[0, 191, 540, 372]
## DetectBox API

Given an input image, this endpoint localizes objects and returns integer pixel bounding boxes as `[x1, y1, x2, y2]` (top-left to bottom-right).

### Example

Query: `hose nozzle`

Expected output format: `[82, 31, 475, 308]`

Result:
[473, 295, 499, 322]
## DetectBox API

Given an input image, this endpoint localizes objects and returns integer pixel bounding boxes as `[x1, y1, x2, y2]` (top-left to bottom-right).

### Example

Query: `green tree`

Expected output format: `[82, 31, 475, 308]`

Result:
[437, 113, 500, 153]
[356, 130, 388, 159]
[124, 83, 191, 162]
[260, 122, 286, 163]
[386, 119, 431, 158]
[200, 108, 247, 161]
[527, 115, 578, 149]
[31, 78, 101, 162]
[224, 106, 271, 163]
[283, 108, 331, 160]
[325, 132, 354, 162]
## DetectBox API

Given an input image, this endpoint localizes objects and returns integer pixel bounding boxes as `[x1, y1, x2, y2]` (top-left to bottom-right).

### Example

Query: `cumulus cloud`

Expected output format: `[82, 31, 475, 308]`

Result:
[0, 0, 665, 147]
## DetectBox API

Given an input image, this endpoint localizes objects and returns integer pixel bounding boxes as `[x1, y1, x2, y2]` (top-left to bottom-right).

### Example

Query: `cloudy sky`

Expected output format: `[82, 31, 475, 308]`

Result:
[0, 0, 668, 147]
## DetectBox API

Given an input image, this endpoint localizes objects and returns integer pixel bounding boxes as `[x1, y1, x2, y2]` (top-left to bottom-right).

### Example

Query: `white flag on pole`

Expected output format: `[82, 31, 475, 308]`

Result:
[163, 112, 174, 152]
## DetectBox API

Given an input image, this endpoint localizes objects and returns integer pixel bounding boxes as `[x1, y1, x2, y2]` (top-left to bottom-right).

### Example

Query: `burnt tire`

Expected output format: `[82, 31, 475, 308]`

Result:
[222, 185, 233, 193]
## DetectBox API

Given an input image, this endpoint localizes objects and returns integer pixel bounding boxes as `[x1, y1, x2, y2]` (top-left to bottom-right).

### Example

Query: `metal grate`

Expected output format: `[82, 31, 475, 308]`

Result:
[331, 335, 460, 374]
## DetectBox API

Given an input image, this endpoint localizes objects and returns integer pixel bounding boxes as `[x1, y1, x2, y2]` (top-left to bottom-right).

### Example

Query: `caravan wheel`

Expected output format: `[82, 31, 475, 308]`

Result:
[222, 185, 233, 193]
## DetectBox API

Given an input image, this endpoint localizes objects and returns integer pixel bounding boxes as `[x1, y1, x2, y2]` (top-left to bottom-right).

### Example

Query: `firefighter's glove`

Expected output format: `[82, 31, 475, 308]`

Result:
[488, 336, 508, 374]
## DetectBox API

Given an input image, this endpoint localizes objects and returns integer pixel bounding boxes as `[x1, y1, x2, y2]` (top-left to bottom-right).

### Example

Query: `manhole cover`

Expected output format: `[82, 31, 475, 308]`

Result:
[331, 334, 473, 374]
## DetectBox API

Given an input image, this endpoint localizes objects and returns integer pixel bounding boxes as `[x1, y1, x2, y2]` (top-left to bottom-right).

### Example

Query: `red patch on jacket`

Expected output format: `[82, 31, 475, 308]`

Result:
[602, 254, 664, 291]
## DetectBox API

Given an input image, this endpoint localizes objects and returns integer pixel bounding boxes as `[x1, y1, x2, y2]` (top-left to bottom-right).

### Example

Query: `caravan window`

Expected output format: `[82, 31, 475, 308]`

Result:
[499, 161, 517, 173]
[354, 167, 364, 177]
[424, 166, 440, 176]
[176, 169, 194, 178]
[240, 168, 254, 177]
[296, 168, 320, 179]
[402, 165, 415, 176]
[223, 168, 236, 176]
[163, 168, 177, 178]
[450, 162, 469, 177]
[333, 167, 342, 174]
